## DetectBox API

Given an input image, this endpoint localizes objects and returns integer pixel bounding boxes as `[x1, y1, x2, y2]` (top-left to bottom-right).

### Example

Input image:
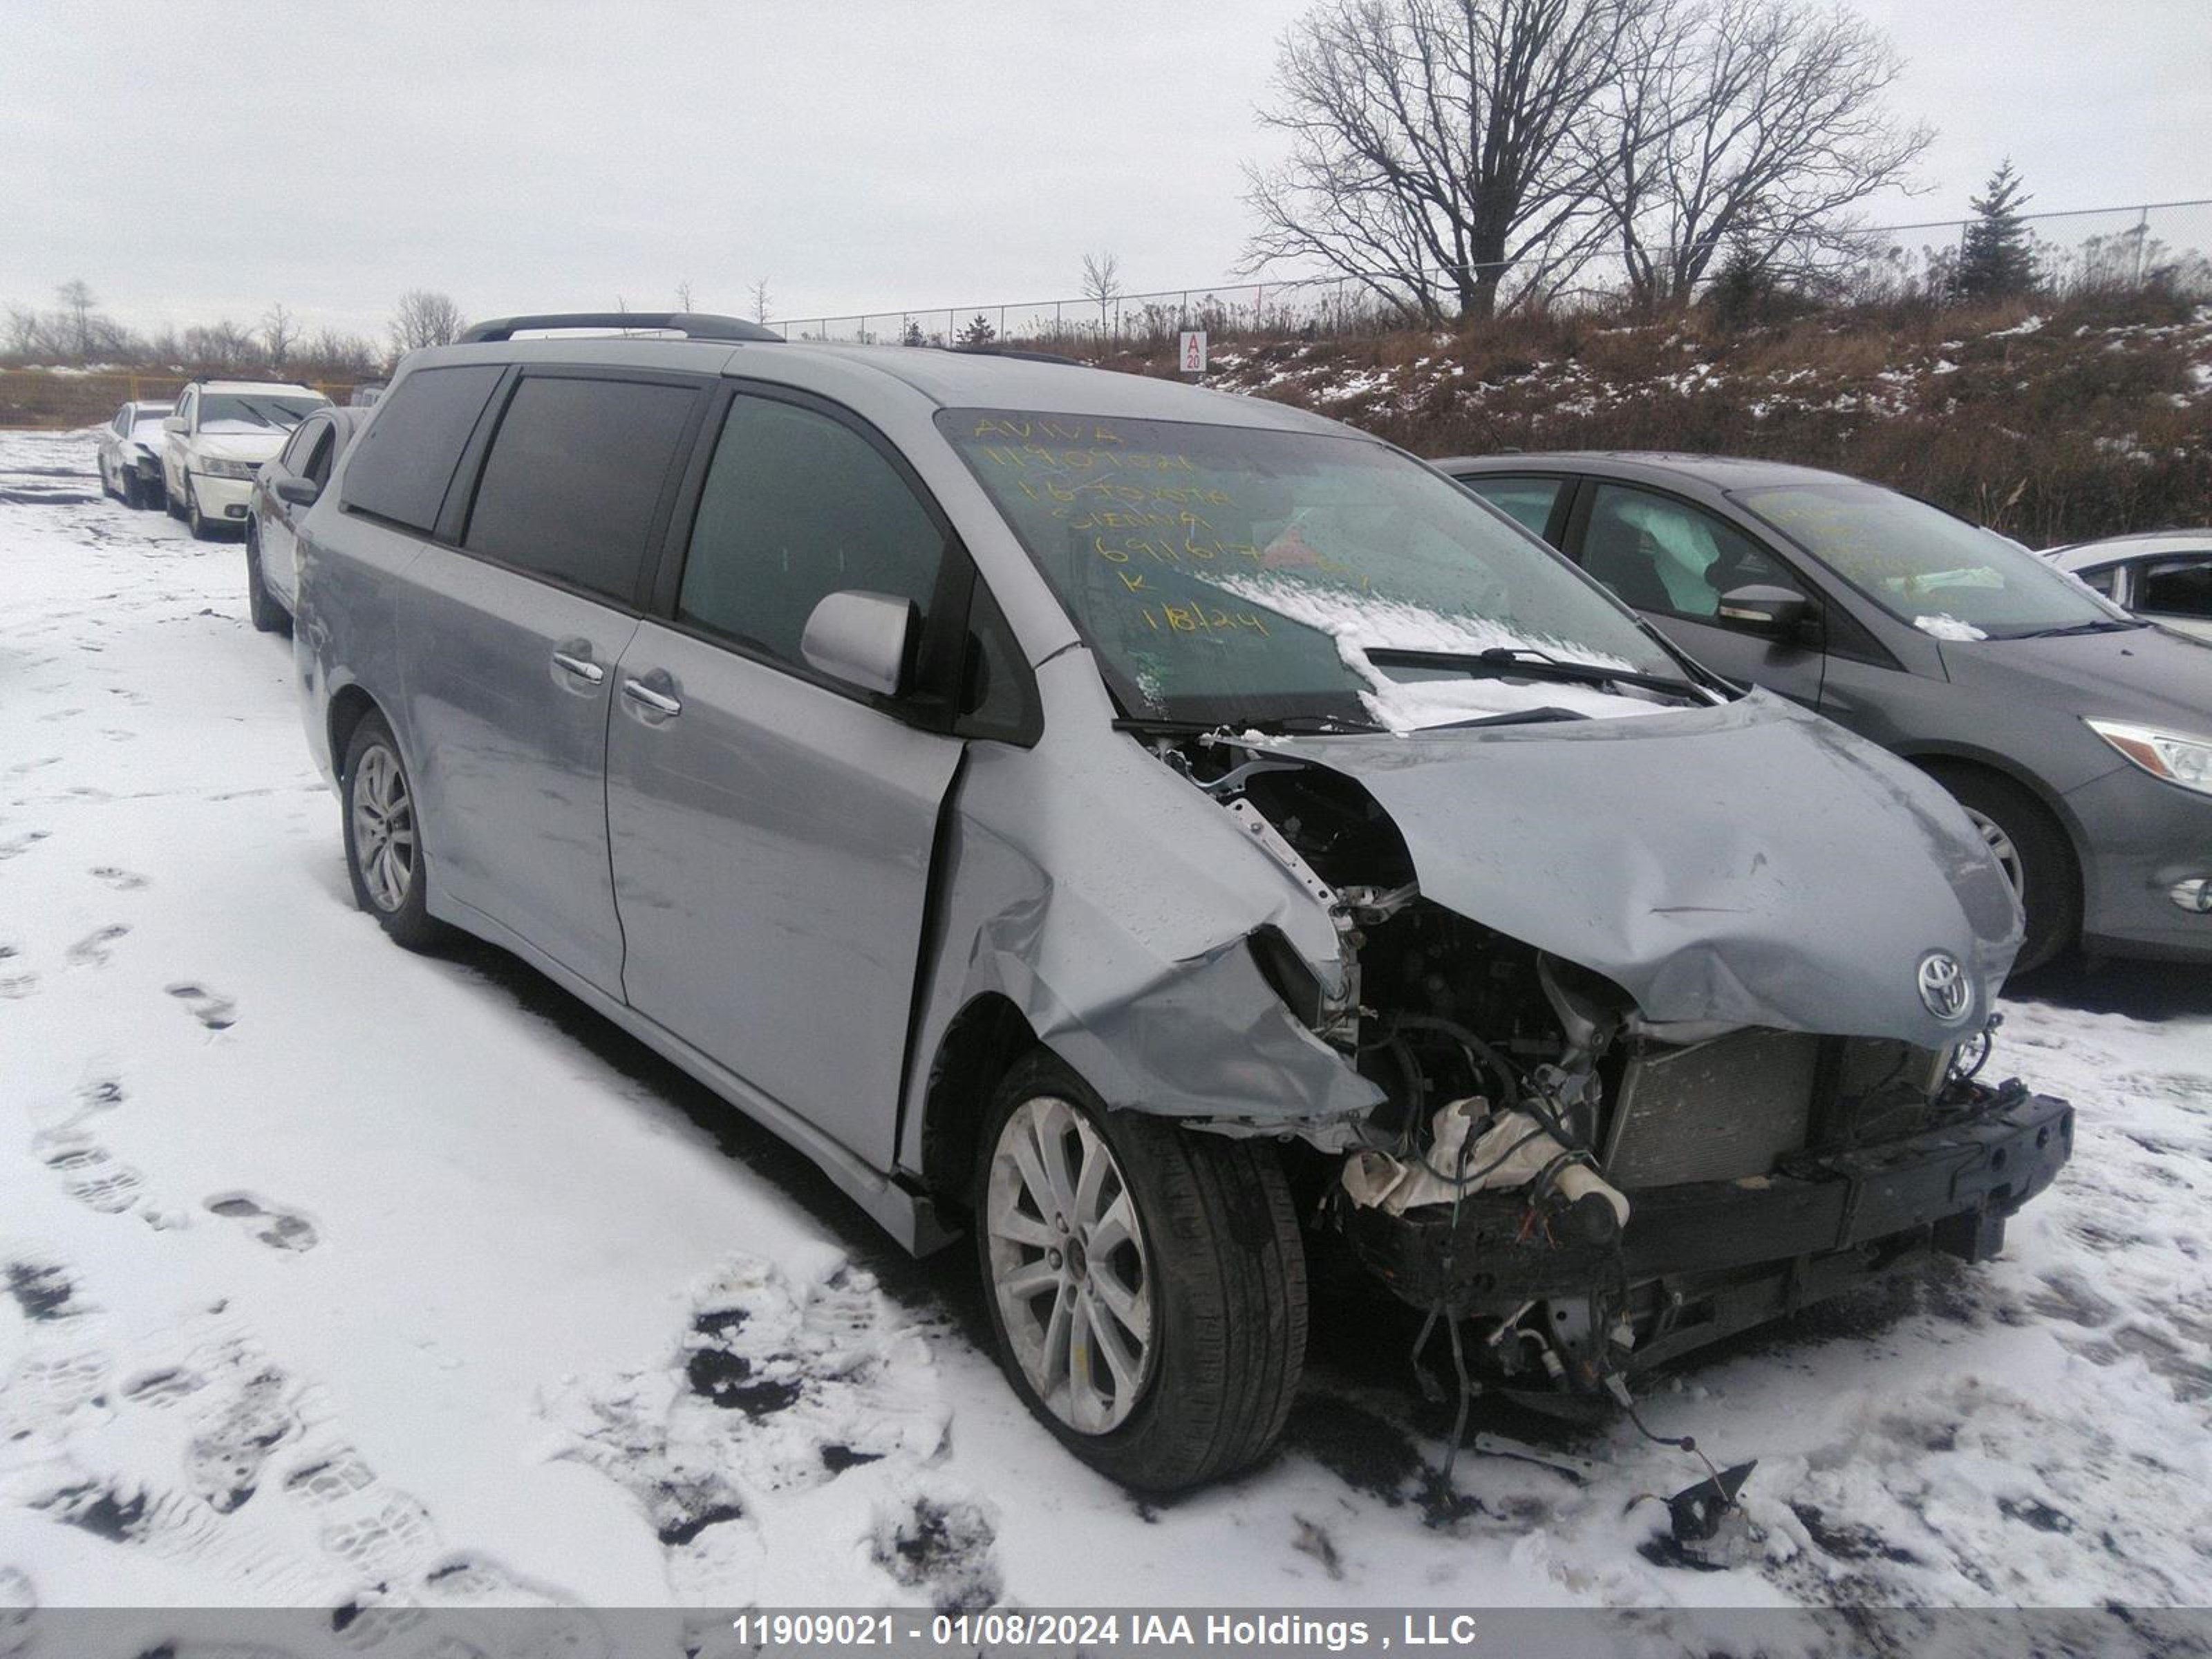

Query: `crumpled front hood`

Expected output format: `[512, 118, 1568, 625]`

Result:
[1272, 691, 2022, 1047]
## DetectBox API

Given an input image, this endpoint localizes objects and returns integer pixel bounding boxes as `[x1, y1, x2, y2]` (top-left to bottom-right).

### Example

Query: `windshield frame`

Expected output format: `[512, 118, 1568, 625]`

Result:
[939, 406, 1716, 730]
[1730, 478, 2133, 641]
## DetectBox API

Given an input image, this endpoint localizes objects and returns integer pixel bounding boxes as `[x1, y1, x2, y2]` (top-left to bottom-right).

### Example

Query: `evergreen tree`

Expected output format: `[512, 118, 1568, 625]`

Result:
[1957, 161, 2037, 301]
[958, 314, 997, 347]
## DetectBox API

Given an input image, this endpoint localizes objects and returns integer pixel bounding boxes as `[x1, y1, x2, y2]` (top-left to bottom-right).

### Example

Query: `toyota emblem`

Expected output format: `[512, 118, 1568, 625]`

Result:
[1917, 951, 1973, 1024]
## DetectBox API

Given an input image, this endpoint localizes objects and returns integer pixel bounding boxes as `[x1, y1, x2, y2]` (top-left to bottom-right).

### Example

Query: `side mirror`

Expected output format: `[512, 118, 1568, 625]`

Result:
[801, 590, 917, 697]
[1717, 583, 1816, 639]
[162, 416, 185, 435]
[274, 476, 321, 508]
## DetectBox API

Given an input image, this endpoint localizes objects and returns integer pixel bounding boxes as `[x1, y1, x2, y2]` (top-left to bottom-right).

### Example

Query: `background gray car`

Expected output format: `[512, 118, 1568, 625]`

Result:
[291, 319, 2065, 1490]
[1446, 453, 2212, 969]
[245, 404, 361, 633]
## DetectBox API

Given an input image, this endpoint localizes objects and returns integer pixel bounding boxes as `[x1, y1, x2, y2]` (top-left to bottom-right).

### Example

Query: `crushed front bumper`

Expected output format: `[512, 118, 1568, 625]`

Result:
[1338, 1084, 2073, 1380]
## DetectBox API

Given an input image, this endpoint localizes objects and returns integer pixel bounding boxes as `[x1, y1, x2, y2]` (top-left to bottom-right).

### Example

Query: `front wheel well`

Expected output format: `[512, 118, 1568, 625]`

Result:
[1911, 754, 2083, 966]
[327, 685, 382, 785]
[917, 995, 1041, 1219]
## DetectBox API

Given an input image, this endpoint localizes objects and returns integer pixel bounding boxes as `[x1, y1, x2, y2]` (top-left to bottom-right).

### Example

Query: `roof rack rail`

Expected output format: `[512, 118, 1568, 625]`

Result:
[942, 344, 1086, 367]
[456, 312, 782, 344]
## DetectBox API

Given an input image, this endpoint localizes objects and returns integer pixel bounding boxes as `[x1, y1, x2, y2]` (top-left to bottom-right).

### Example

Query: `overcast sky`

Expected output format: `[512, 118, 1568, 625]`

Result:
[3, 0, 2205, 342]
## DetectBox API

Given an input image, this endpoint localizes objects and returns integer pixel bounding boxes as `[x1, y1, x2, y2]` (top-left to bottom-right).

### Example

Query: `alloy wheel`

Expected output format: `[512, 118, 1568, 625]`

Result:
[350, 744, 416, 913]
[1962, 804, 2025, 906]
[985, 1096, 1156, 1435]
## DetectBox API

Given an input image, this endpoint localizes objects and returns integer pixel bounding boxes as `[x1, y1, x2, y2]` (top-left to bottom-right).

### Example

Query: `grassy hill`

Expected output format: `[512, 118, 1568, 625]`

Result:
[1096, 290, 2212, 548]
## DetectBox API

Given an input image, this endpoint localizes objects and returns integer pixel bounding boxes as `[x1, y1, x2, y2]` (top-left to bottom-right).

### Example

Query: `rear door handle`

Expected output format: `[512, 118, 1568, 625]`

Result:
[553, 651, 604, 684]
[622, 677, 682, 718]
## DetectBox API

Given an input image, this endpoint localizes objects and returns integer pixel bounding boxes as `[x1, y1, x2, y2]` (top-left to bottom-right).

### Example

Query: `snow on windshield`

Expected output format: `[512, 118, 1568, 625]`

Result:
[1206, 571, 1677, 731]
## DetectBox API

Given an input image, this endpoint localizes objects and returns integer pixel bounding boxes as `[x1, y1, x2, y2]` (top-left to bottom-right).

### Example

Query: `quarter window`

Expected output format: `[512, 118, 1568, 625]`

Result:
[1582, 484, 1791, 621]
[464, 375, 698, 603]
[677, 394, 945, 679]
[341, 364, 503, 534]
[1461, 476, 1564, 540]
[2138, 558, 2212, 619]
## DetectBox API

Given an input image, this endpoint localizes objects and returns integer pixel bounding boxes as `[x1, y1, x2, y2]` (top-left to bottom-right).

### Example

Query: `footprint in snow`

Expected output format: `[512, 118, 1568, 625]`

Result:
[3, 1257, 88, 1322]
[88, 865, 147, 889]
[0, 831, 50, 861]
[166, 982, 236, 1030]
[0, 972, 34, 1002]
[206, 1193, 319, 1253]
[65, 924, 129, 968]
[0, 1567, 35, 1659]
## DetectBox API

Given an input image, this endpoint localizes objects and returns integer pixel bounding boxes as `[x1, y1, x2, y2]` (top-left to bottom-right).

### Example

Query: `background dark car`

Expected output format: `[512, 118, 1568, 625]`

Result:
[244, 404, 362, 633]
[1443, 452, 2212, 969]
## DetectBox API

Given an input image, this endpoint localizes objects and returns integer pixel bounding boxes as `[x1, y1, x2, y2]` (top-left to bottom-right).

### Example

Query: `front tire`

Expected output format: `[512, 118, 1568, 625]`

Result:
[1928, 765, 2078, 973]
[973, 1051, 1306, 1492]
[187, 482, 217, 541]
[244, 526, 287, 634]
[341, 713, 441, 950]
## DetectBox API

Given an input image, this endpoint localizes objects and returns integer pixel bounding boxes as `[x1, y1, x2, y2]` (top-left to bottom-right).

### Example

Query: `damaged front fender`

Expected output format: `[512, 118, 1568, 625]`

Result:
[897, 653, 1382, 1185]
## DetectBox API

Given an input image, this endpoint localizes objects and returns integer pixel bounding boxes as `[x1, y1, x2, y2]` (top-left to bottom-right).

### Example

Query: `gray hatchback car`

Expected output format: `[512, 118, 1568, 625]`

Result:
[1446, 453, 2212, 969]
[294, 316, 2069, 1490]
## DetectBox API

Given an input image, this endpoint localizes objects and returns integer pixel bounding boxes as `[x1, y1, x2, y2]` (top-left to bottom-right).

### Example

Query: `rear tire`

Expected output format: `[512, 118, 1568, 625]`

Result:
[341, 713, 442, 951]
[244, 526, 287, 634]
[1926, 764, 2078, 973]
[973, 1051, 1306, 1492]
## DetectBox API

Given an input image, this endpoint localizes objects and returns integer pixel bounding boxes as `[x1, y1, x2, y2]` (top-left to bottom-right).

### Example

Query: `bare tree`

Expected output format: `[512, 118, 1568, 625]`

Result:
[388, 289, 467, 357]
[1242, 0, 1640, 323]
[1591, 0, 1932, 308]
[55, 279, 99, 358]
[303, 328, 379, 377]
[675, 280, 695, 312]
[263, 302, 297, 373]
[749, 279, 772, 326]
[1080, 251, 1123, 335]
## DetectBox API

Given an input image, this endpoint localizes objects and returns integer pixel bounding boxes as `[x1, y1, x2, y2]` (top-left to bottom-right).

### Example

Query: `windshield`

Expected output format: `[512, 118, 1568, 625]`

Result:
[940, 410, 1698, 729]
[1737, 481, 2132, 640]
[198, 393, 326, 435]
[129, 410, 171, 437]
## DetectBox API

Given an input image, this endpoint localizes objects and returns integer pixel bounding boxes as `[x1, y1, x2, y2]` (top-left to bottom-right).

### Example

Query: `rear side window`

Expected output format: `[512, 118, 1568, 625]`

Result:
[465, 375, 697, 604]
[1461, 475, 1563, 540]
[341, 364, 502, 533]
[676, 393, 944, 673]
[2139, 558, 2212, 619]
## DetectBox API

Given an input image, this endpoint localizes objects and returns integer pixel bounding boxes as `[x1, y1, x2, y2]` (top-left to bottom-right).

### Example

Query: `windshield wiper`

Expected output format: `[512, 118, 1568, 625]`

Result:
[1366, 645, 1701, 698]
[1426, 706, 1591, 729]
[2007, 618, 2148, 639]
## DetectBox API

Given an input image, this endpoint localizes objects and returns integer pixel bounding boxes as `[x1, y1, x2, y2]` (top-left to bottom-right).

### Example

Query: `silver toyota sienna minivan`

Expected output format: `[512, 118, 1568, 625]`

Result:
[292, 312, 2071, 1491]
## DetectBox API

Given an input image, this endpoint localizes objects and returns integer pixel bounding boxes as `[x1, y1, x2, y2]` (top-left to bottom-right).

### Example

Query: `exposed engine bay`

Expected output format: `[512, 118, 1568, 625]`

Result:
[1156, 730, 2074, 1410]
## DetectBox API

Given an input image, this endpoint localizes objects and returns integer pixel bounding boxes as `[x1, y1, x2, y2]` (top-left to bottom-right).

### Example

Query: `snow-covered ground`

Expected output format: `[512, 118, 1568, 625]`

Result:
[2, 427, 2209, 1626]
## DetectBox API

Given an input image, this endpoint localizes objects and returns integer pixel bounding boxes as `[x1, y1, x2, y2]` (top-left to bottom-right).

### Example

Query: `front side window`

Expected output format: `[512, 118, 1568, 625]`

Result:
[303, 427, 340, 489]
[939, 409, 1696, 729]
[2139, 557, 2212, 620]
[677, 394, 944, 675]
[1739, 482, 2133, 641]
[465, 375, 699, 604]
[1461, 475, 1564, 540]
[1582, 485, 1793, 623]
[197, 393, 327, 435]
[279, 418, 323, 471]
[341, 364, 503, 534]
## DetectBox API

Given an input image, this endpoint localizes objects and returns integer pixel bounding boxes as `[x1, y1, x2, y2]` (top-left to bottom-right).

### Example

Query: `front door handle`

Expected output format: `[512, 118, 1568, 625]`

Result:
[622, 677, 682, 718]
[553, 651, 604, 684]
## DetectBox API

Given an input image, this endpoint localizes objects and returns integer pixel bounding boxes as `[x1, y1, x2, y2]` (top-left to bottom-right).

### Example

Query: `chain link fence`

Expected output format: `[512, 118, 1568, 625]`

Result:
[773, 198, 2212, 351]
